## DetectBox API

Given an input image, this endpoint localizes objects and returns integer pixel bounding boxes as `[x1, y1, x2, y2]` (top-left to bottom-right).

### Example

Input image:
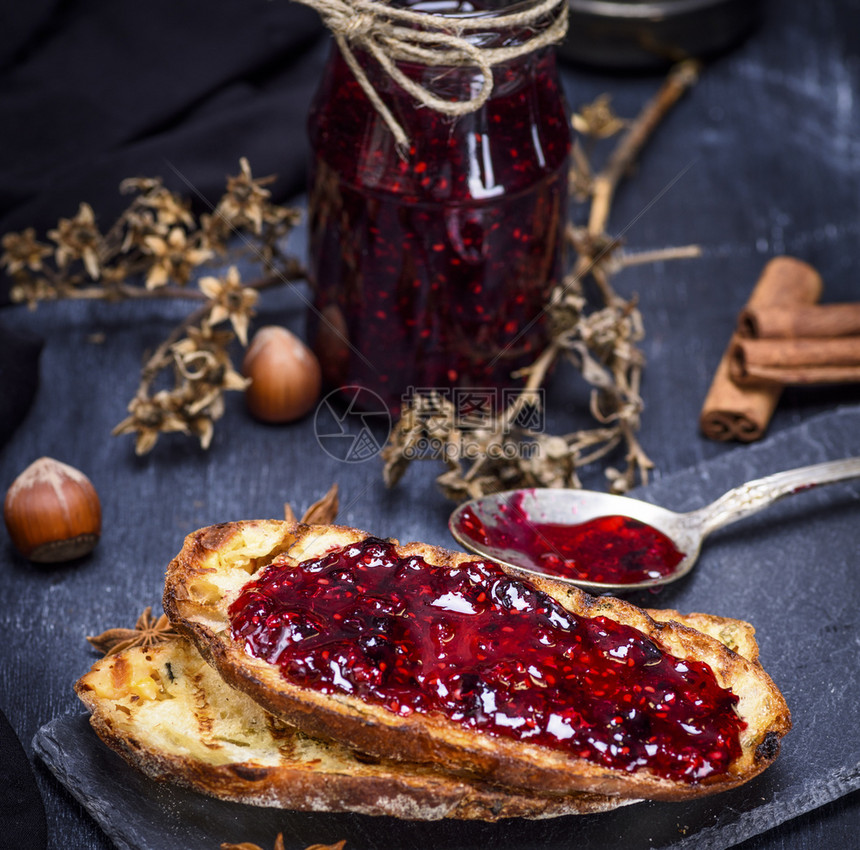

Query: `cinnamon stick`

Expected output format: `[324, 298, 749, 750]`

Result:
[729, 337, 860, 385]
[699, 256, 822, 441]
[739, 302, 860, 339]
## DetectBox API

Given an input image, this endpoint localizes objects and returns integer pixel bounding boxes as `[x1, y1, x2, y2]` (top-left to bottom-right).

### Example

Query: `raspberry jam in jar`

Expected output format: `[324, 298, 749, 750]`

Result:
[306, 0, 572, 411]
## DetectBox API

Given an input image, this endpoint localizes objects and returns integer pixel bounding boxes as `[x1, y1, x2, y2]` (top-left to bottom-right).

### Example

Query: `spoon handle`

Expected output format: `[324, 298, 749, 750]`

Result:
[690, 457, 860, 539]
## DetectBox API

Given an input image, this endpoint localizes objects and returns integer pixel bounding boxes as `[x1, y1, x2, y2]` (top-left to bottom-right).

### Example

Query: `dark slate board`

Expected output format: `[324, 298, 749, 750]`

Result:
[34, 406, 860, 850]
[0, 705, 47, 848]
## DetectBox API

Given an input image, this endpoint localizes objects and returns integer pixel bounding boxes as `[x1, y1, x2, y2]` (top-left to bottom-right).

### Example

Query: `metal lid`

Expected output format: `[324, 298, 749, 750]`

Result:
[560, 0, 763, 69]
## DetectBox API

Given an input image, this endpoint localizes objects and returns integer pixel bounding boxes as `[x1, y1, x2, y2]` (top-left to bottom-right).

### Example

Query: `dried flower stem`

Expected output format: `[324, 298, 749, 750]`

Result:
[612, 244, 702, 270]
[2, 161, 306, 454]
[384, 60, 701, 500]
[137, 269, 299, 391]
[506, 342, 563, 425]
[589, 59, 701, 237]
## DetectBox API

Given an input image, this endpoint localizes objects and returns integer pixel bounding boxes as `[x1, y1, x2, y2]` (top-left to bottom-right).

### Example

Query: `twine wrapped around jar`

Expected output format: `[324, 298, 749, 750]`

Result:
[292, 0, 569, 148]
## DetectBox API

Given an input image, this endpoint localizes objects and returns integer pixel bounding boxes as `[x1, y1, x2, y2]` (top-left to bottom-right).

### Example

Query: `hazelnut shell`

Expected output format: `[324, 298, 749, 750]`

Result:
[4, 457, 102, 563]
[242, 326, 322, 423]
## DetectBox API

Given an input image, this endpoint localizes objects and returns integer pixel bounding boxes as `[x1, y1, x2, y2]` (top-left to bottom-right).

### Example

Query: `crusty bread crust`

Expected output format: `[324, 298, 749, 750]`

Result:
[163, 521, 791, 801]
[76, 638, 629, 820]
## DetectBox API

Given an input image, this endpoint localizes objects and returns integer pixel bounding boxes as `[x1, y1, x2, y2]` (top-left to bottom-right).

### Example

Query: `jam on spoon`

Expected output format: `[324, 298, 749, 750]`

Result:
[230, 536, 744, 783]
[456, 501, 685, 585]
[450, 459, 860, 592]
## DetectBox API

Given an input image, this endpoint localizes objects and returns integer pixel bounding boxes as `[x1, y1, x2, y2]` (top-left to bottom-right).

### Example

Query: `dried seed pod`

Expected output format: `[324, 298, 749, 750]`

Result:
[3, 457, 102, 563]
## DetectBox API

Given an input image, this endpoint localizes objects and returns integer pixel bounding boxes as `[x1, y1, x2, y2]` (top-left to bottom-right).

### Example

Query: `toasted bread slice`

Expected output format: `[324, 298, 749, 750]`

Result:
[163, 521, 791, 801]
[75, 637, 630, 820]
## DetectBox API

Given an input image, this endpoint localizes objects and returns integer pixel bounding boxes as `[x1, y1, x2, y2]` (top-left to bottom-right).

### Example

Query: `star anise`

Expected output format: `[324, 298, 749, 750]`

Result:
[86, 606, 177, 657]
[221, 835, 345, 850]
[284, 483, 340, 526]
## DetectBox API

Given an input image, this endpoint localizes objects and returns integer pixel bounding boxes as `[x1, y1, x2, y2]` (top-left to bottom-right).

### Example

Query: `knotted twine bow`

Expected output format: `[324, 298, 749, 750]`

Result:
[293, 0, 568, 150]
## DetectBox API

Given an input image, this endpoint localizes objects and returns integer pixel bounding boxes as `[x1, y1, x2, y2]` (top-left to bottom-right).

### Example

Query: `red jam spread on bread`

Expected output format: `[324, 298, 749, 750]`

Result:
[457, 506, 685, 584]
[229, 537, 744, 781]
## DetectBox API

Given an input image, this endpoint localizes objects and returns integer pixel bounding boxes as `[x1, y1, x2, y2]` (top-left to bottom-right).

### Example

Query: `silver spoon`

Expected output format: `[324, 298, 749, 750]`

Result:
[448, 457, 860, 593]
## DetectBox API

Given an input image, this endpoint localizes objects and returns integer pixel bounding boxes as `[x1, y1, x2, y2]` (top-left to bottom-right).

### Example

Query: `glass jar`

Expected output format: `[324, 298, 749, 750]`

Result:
[306, 0, 571, 413]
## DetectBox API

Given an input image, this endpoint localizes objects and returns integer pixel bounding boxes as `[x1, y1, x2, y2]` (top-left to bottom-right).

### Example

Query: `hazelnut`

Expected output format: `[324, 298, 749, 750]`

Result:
[242, 326, 322, 423]
[4, 457, 102, 563]
[314, 304, 350, 387]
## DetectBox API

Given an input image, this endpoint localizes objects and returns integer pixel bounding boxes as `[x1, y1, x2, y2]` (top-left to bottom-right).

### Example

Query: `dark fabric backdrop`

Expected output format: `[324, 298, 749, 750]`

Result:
[0, 0, 326, 270]
[0, 0, 328, 443]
